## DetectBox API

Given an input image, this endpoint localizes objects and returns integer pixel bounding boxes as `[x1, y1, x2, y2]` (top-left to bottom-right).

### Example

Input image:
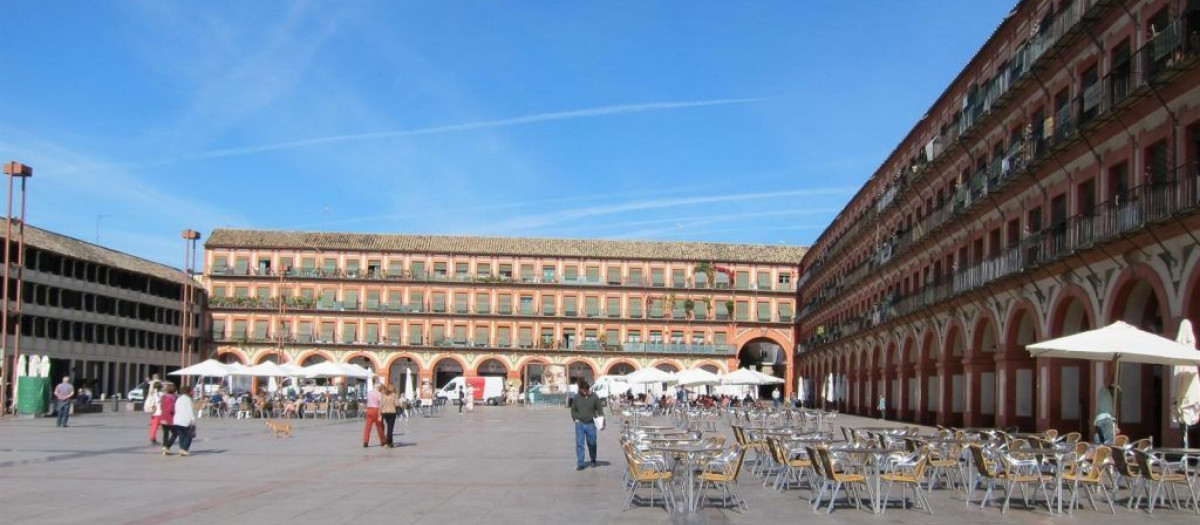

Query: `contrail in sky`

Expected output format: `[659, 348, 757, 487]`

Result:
[182, 97, 766, 161]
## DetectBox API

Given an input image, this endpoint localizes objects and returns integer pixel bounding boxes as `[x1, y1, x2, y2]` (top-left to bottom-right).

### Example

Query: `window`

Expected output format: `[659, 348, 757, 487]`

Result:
[346, 259, 360, 276]
[366, 323, 379, 344]
[477, 262, 491, 277]
[320, 321, 334, 343]
[342, 323, 357, 343]
[301, 257, 316, 270]
[387, 324, 401, 344]
[344, 290, 359, 309]
[564, 296, 578, 316]
[694, 299, 708, 319]
[606, 297, 620, 318]
[408, 324, 423, 345]
[585, 296, 600, 317]
[564, 266, 578, 281]
[235, 286, 249, 298]
[629, 268, 643, 286]
[542, 265, 556, 281]
[757, 301, 770, 322]
[387, 261, 403, 276]
[651, 268, 665, 286]
[672, 269, 686, 287]
[520, 295, 534, 315]
[455, 262, 469, 277]
[541, 295, 555, 316]
[778, 302, 793, 322]
[499, 264, 512, 279]
[520, 264, 535, 282]
[586, 266, 600, 283]
[410, 290, 424, 311]
[432, 292, 446, 312]
[475, 292, 490, 314]
[235, 256, 250, 274]
[735, 271, 750, 289]
[474, 326, 489, 346]
[454, 292, 468, 314]
[778, 273, 791, 286]
[366, 290, 381, 309]
[213, 286, 227, 299]
[232, 319, 247, 339]
[606, 267, 621, 285]
[497, 326, 511, 346]
[431, 324, 445, 344]
[323, 258, 337, 274]
[452, 325, 467, 344]
[211, 318, 226, 339]
[736, 301, 749, 321]
[756, 272, 771, 290]
[498, 294, 512, 314]
[410, 261, 425, 278]
[714, 332, 728, 345]
[518, 327, 533, 347]
[433, 262, 447, 277]
[628, 297, 643, 318]
[649, 298, 663, 318]
[387, 291, 403, 309]
[213, 255, 229, 272]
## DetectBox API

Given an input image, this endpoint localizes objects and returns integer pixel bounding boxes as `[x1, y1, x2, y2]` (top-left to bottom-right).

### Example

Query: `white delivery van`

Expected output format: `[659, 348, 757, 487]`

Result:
[436, 376, 505, 405]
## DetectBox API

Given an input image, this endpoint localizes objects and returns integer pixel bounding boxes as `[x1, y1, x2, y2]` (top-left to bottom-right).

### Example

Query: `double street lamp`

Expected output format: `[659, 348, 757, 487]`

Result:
[1, 161, 31, 415]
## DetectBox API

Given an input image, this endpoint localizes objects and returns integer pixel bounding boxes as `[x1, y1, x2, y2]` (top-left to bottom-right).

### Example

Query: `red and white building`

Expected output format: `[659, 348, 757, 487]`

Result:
[797, 0, 1200, 445]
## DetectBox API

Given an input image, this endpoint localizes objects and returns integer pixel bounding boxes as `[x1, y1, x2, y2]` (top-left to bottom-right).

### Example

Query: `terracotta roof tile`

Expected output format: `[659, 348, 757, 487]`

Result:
[207, 228, 807, 265]
[0, 222, 191, 285]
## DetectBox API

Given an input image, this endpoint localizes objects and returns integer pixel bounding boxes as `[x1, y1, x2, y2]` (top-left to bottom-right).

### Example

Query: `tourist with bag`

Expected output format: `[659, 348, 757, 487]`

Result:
[145, 374, 163, 444]
[569, 380, 604, 471]
[166, 385, 196, 456]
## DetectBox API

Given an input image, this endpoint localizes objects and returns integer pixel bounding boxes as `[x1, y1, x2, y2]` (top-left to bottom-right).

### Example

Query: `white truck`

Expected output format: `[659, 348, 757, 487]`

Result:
[436, 376, 506, 405]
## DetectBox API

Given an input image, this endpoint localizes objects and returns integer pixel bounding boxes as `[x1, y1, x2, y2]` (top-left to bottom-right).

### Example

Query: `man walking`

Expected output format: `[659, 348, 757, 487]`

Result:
[772, 387, 781, 409]
[54, 376, 74, 428]
[570, 381, 604, 471]
[877, 393, 887, 420]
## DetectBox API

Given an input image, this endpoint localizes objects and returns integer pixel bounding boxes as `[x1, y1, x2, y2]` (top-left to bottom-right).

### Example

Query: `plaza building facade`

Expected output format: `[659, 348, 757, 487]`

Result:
[2, 224, 205, 399]
[797, 0, 1200, 445]
[203, 229, 804, 395]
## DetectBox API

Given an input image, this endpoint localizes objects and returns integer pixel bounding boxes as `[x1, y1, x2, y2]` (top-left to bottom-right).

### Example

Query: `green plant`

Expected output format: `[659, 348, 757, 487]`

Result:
[725, 299, 735, 318]
[695, 262, 716, 287]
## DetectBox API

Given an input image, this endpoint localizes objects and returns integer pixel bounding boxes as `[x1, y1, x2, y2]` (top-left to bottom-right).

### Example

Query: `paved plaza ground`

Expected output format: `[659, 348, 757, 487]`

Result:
[2, 405, 1200, 525]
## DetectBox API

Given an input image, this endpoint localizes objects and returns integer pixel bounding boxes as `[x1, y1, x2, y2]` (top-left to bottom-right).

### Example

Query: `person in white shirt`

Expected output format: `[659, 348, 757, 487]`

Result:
[166, 387, 197, 456]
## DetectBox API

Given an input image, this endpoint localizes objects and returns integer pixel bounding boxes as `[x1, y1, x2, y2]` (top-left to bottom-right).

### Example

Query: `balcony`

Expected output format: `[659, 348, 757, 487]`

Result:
[621, 343, 736, 355]
[805, 165, 1200, 350]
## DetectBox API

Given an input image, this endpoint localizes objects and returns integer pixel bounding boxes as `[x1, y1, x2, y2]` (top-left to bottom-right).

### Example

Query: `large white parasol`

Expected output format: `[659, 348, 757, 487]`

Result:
[169, 359, 233, 377]
[404, 367, 415, 400]
[1028, 320, 1200, 422]
[625, 367, 678, 385]
[1172, 320, 1200, 445]
[302, 361, 354, 379]
[675, 368, 722, 388]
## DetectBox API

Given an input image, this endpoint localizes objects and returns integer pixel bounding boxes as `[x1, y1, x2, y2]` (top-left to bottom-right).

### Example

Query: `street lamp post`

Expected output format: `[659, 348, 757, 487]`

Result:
[1, 161, 31, 415]
[180, 229, 201, 372]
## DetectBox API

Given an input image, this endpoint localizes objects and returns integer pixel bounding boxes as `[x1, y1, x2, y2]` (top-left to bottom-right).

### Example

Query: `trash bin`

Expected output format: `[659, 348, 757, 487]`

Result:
[16, 376, 49, 415]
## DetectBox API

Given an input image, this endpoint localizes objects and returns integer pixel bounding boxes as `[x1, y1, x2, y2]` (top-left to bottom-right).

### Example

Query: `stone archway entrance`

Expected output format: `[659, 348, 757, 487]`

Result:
[388, 357, 419, 397]
[432, 358, 463, 389]
[739, 338, 784, 397]
[477, 358, 508, 378]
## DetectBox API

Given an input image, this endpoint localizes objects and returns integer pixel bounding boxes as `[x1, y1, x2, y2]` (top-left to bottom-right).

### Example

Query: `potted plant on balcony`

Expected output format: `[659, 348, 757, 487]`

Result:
[725, 299, 735, 321]
[683, 298, 695, 319]
[694, 262, 716, 288]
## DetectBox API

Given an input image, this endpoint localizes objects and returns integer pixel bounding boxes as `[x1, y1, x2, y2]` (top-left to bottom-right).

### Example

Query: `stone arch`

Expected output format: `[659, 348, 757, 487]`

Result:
[1048, 284, 1097, 337]
[1004, 298, 1042, 349]
[970, 309, 1001, 357]
[429, 354, 468, 389]
[343, 351, 382, 371]
[475, 357, 509, 378]
[693, 359, 726, 374]
[1105, 263, 1170, 334]
[253, 350, 284, 364]
[651, 359, 682, 372]
[942, 318, 968, 359]
[216, 348, 249, 364]
[604, 359, 638, 375]
[385, 353, 422, 393]
[565, 358, 598, 386]
[1104, 263, 1172, 443]
[296, 350, 335, 366]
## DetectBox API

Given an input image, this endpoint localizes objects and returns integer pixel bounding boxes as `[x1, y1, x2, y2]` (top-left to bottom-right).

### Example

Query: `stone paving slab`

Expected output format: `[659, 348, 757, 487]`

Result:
[2, 407, 1199, 524]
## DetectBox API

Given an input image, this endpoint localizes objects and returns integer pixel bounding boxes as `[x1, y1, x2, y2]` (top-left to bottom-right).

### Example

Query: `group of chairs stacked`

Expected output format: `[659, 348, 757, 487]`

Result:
[619, 422, 750, 514]
[730, 423, 1200, 516]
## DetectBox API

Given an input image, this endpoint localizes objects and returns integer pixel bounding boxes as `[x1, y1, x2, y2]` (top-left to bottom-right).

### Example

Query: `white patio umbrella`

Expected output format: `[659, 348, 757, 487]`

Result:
[1028, 320, 1200, 421]
[302, 361, 353, 379]
[247, 361, 289, 377]
[626, 367, 678, 385]
[169, 359, 233, 378]
[751, 369, 785, 385]
[343, 363, 374, 379]
[721, 368, 768, 386]
[279, 363, 305, 376]
[404, 367, 415, 400]
[1173, 320, 1200, 446]
[675, 368, 721, 388]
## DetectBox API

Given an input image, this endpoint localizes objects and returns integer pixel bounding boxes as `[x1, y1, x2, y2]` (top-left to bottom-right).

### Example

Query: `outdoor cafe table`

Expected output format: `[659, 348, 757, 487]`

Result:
[650, 444, 724, 514]
[1025, 442, 1076, 515]
[828, 446, 905, 514]
[1148, 448, 1200, 475]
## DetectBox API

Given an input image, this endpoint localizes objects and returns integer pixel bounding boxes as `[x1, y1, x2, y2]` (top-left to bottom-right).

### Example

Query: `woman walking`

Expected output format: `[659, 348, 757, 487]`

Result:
[380, 385, 399, 448]
[166, 385, 196, 456]
[158, 383, 178, 456]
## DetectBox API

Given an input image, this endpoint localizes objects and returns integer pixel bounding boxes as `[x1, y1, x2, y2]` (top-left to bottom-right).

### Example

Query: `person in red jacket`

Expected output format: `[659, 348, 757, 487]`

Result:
[158, 383, 178, 456]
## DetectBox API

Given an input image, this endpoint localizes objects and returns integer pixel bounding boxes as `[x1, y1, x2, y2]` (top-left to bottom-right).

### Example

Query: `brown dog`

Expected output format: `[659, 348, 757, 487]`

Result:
[265, 419, 292, 438]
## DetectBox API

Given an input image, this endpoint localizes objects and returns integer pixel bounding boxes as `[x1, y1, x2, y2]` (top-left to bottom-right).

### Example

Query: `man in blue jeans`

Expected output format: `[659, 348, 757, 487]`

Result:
[53, 376, 74, 428]
[570, 381, 604, 471]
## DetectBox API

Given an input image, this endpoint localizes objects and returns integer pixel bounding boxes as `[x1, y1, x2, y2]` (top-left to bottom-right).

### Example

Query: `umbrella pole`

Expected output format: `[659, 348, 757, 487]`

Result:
[1110, 357, 1121, 438]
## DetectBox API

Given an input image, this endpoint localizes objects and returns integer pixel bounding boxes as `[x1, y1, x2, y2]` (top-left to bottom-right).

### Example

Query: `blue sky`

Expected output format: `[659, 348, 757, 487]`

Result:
[0, 1, 1015, 267]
